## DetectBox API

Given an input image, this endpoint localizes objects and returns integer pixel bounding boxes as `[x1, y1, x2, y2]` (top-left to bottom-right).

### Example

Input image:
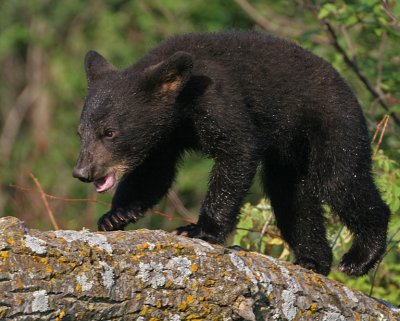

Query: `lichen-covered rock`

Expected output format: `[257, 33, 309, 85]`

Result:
[0, 216, 398, 320]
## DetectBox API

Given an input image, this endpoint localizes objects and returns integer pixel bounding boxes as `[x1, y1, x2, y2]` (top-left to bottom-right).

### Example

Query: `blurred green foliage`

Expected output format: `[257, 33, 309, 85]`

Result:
[0, 0, 399, 303]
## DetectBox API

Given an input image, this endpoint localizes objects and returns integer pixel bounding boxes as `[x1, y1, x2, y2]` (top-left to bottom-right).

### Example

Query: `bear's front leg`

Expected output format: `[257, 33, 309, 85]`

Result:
[175, 155, 258, 244]
[98, 148, 181, 231]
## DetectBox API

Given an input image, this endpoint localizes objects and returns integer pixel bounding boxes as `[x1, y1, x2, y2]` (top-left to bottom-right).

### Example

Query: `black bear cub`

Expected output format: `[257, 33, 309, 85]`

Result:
[73, 31, 390, 276]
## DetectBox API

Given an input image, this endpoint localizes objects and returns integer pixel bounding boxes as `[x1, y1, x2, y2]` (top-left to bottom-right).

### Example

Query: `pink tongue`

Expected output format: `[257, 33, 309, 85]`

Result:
[94, 173, 115, 193]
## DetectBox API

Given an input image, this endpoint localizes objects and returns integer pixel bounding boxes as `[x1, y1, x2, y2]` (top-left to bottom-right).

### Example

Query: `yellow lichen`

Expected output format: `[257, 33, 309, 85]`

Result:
[187, 295, 196, 304]
[58, 257, 67, 264]
[178, 302, 188, 311]
[268, 293, 274, 302]
[45, 265, 53, 273]
[149, 318, 159, 321]
[7, 238, 15, 246]
[75, 284, 82, 293]
[0, 307, 7, 318]
[136, 243, 150, 250]
[202, 305, 212, 315]
[1, 251, 8, 263]
[307, 303, 317, 316]
[174, 244, 185, 250]
[312, 275, 324, 286]
[56, 310, 66, 321]
[186, 314, 201, 320]
[303, 273, 312, 286]
[191, 264, 199, 272]
[139, 305, 151, 316]
[267, 265, 279, 273]
[69, 262, 76, 268]
[40, 257, 49, 264]
[165, 279, 174, 288]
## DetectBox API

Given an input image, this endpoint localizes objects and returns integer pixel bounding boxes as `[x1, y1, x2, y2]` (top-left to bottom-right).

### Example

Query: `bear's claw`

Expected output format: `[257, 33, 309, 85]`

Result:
[98, 208, 141, 231]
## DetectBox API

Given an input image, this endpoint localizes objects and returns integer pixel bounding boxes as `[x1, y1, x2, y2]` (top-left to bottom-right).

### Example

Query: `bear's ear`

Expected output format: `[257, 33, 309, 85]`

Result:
[84, 50, 114, 84]
[143, 51, 193, 95]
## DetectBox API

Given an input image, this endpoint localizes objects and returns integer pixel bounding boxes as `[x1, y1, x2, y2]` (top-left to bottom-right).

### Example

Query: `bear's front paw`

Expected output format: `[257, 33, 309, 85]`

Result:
[172, 224, 223, 244]
[98, 208, 141, 231]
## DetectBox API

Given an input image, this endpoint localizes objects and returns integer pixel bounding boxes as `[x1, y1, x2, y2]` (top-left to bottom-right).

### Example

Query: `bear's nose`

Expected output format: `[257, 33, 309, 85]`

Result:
[72, 166, 92, 183]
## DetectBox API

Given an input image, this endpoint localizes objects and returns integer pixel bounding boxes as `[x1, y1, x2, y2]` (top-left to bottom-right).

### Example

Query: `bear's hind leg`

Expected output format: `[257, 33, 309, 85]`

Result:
[262, 160, 333, 275]
[327, 175, 390, 276]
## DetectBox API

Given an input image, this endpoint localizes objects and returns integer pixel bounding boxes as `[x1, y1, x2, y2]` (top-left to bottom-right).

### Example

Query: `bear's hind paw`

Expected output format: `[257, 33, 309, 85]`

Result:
[339, 243, 385, 276]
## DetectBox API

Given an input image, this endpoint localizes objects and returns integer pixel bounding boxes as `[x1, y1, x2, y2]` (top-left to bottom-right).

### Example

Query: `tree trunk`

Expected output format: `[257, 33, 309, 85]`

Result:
[0, 216, 398, 321]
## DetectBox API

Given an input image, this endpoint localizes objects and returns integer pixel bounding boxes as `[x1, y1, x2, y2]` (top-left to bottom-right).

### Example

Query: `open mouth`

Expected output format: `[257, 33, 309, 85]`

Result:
[94, 172, 116, 193]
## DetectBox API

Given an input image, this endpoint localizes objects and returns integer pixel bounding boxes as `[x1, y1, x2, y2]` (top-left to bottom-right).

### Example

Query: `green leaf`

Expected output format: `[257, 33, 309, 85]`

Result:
[318, 3, 337, 20]
[389, 104, 400, 113]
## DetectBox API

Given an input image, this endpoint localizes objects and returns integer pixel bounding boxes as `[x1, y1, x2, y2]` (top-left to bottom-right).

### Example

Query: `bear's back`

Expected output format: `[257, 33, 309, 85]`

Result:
[132, 31, 321, 73]
[131, 31, 344, 105]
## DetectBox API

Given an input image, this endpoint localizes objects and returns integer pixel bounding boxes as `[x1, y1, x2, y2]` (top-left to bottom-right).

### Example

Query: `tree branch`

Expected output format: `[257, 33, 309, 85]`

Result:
[323, 21, 400, 126]
[380, 0, 400, 31]
[0, 216, 398, 320]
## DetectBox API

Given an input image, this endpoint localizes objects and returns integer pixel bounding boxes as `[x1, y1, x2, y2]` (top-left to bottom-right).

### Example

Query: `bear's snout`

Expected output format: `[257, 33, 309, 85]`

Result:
[72, 166, 92, 183]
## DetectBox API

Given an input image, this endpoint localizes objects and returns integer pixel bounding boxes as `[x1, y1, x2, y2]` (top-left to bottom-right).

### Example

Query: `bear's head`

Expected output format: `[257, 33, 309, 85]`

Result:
[73, 50, 193, 192]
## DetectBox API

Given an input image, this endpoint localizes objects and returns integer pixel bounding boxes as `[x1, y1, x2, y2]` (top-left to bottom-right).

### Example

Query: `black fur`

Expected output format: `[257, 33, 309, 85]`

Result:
[73, 31, 390, 276]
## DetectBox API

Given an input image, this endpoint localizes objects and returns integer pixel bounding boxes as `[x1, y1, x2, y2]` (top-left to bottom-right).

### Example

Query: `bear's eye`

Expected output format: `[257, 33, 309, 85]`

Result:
[104, 129, 117, 139]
